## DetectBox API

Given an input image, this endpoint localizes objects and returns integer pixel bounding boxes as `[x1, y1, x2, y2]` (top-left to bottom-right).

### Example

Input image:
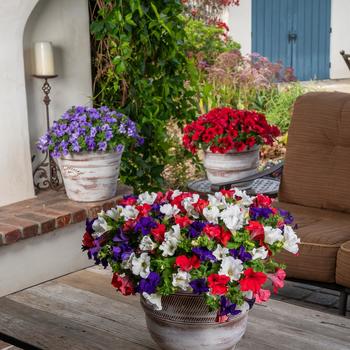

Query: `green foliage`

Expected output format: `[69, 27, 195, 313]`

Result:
[184, 19, 240, 64]
[263, 83, 306, 133]
[90, 0, 197, 192]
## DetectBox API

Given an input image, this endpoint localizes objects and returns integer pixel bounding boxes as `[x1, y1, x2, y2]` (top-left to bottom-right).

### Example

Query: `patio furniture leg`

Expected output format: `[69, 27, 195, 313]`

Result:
[338, 290, 348, 316]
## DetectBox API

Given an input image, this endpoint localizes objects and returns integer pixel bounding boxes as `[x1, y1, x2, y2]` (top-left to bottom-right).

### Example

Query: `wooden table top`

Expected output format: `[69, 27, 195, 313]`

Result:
[0, 267, 349, 350]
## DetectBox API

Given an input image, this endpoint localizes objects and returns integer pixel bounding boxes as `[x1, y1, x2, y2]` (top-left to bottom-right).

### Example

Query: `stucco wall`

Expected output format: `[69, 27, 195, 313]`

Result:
[226, 0, 350, 80]
[24, 0, 92, 171]
[0, 0, 91, 207]
[0, 0, 39, 206]
[330, 0, 350, 79]
[225, 0, 252, 55]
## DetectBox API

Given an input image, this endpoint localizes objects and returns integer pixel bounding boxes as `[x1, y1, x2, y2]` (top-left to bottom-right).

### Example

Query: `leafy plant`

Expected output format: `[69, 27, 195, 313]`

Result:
[263, 83, 305, 133]
[89, 0, 197, 192]
[185, 19, 240, 65]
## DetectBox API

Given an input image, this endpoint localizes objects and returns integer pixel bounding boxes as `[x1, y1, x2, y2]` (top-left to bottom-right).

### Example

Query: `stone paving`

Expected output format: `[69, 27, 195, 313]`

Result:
[270, 280, 350, 317]
[302, 78, 350, 94]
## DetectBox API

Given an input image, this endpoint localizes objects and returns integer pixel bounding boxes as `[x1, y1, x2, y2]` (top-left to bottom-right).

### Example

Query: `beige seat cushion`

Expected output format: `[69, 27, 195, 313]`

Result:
[274, 201, 350, 283]
[279, 92, 350, 213]
[336, 241, 350, 288]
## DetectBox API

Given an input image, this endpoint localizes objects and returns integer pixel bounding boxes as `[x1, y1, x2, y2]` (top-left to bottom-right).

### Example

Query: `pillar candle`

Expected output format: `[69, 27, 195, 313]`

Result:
[34, 42, 55, 76]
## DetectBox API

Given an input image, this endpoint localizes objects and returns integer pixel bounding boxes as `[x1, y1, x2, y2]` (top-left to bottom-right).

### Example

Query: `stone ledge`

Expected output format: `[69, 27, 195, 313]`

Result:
[0, 184, 132, 246]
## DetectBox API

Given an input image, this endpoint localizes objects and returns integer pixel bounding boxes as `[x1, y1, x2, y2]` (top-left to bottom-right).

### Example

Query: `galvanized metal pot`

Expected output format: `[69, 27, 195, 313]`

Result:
[203, 146, 259, 184]
[57, 151, 122, 202]
[141, 293, 248, 350]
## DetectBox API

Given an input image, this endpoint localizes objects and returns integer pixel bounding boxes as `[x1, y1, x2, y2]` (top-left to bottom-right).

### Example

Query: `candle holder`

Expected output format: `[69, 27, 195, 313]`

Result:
[32, 74, 63, 192]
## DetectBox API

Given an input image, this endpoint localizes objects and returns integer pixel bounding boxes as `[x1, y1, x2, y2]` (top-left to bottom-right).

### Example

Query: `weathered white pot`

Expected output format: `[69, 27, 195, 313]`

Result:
[141, 293, 248, 350]
[57, 151, 123, 202]
[204, 146, 259, 184]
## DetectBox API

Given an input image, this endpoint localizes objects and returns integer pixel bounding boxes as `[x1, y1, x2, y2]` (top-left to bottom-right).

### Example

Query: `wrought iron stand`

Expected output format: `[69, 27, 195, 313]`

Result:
[32, 74, 62, 192]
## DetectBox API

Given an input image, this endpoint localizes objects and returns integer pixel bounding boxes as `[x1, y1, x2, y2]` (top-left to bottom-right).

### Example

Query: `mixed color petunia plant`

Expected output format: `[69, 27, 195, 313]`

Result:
[82, 189, 299, 322]
[183, 107, 280, 154]
[37, 106, 143, 158]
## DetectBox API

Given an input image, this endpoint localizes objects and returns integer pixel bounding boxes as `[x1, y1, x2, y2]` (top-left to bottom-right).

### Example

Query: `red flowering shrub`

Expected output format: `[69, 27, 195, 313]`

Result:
[183, 107, 280, 154]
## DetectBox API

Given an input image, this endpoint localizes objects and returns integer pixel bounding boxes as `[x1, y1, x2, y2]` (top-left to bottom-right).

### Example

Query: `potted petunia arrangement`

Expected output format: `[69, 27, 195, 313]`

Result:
[82, 188, 299, 350]
[37, 106, 143, 202]
[182, 107, 281, 184]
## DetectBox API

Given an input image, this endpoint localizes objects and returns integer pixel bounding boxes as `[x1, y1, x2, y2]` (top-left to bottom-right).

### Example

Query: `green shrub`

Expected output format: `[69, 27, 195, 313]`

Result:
[184, 19, 240, 65]
[263, 83, 306, 133]
[90, 0, 197, 192]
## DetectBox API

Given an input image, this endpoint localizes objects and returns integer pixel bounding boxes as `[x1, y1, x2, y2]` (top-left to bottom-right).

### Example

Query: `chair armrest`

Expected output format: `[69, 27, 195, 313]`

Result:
[340, 50, 350, 71]
[210, 161, 284, 192]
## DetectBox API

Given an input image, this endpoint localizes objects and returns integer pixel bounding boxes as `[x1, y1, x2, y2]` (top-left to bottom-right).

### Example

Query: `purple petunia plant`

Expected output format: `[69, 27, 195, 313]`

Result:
[37, 106, 143, 158]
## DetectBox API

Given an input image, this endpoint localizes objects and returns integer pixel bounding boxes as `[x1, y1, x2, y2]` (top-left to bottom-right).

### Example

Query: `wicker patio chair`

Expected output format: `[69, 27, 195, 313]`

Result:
[211, 92, 350, 316]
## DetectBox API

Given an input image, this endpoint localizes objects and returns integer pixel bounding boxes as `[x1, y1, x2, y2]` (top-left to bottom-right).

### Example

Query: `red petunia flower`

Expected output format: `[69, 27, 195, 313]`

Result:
[136, 204, 152, 217]
[111, 273, 135, 296]
[175, 215, 193, 228]
[175, 255, 201, 271]
[254, 193, 272, 208]
[151, 223, 166, 242]
[207, 274, 230, 295]
[82, 232, 94, 248]
[239, 268, 267, 294]
[246, 221, 265, 242]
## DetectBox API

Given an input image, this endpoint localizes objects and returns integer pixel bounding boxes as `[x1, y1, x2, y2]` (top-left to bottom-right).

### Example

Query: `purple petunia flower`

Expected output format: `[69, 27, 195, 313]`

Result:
[250, 207, 273, 220]
[137, 272, 161, 294]
[134, 217, 158, 236]
[188, 221, 206, 238]
[113, 243, 133, 261]
[229, 246, 252, 262]
[278, 208, 294, 225]
[192, 247, 217, 262]
[190, 278, 209, 294]
[37, 105, 143, 157]
[85, 218, 95, 234]
[219, 296, 241, 317]
[113, 228, 129, 243]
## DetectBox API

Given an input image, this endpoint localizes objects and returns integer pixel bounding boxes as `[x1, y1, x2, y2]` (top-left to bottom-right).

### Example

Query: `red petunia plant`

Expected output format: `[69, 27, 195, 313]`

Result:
[183, 107, 280, 154]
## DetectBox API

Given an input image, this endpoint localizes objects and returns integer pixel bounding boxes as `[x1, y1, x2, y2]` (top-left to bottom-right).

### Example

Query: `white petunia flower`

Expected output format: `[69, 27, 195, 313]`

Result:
[131, 253, 150, 278]
[138, 191, 158, 205]
[234, 188, 253, 206]
[182, 195, 200, 219]
[220, 204, 244, 231]
[139, 236, 158, 251]
[171, 190, 183, 200]
[219, 256, 243, 281]
[203, 206, 220, 224]
[143, 292, 162, 310]
[160, 203, 180, 218]
[172, 270, 191, 290]
[92, 213, 111, 235]
[165, 224, 181, 240]
[159, 236, 178, 257]
[121, 253, 134, 270]
[264, 226, 283, 245]
[252, 246, 268, 260]
[106, 206, 122, 220]
[213, 244, 229, 261]
[121, 205, 139, 220]
[283, 225, 300, 254]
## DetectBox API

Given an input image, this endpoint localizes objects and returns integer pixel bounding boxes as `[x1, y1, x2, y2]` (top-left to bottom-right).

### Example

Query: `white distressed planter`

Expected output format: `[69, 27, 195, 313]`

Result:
[57, 151, 123, 202]
[204, 146, 260, 184]
[141, 293, 248, 350]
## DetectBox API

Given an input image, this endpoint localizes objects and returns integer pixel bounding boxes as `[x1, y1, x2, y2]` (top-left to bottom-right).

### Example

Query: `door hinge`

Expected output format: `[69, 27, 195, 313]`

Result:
[329, 62, 331, 68]
[330, 27, 332, 33]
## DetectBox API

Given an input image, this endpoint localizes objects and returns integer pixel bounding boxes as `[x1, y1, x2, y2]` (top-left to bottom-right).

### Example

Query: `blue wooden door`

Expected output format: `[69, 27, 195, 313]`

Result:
[252, 0, 331, 81]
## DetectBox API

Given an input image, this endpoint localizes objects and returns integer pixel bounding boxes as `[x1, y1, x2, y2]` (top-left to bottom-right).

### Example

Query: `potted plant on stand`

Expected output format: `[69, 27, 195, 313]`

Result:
[82, 188, 299, 350]
[182, 107, 281, 184]
[37, 106, 143, 202]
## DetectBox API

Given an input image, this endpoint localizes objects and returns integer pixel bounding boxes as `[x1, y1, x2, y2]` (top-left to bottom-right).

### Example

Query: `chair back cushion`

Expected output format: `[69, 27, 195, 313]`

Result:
[279, 91, 350, 212]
